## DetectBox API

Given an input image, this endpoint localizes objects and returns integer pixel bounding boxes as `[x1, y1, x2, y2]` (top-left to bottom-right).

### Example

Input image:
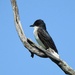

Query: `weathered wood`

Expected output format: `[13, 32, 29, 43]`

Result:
[11, 0, 75, 75]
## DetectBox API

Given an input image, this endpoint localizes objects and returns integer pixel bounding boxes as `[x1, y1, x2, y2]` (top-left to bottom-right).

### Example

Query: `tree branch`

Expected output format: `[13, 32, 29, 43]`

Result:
[11, 0, 75, 75]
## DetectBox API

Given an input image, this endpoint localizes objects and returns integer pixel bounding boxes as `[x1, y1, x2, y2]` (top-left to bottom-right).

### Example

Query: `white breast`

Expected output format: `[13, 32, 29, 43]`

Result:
[33, 26, 45, 49]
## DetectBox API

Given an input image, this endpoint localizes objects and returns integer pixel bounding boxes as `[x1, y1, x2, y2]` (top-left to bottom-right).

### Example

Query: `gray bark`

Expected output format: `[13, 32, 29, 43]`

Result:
[11, 0, 75, 75]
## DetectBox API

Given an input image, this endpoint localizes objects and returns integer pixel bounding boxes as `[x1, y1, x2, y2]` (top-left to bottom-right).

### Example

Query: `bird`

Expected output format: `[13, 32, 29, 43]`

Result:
[30, 19, 58, 57]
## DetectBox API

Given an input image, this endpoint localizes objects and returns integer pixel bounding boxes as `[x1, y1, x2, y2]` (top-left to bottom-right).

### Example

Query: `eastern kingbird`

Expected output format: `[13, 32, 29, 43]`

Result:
[30, 19, 58, 57]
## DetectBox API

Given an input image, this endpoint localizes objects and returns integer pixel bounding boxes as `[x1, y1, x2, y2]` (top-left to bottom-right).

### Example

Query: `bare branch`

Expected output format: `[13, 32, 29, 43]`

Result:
[11, 0, 75, 75]
[11, 0, 47, 58]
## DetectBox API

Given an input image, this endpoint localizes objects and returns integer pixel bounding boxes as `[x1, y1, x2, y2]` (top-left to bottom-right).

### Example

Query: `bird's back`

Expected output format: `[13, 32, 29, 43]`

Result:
[37, 28, 58, 53]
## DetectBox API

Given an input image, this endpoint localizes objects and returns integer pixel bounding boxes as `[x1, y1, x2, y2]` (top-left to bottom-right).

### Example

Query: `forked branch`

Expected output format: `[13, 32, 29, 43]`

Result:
[11, 0, 75, 75]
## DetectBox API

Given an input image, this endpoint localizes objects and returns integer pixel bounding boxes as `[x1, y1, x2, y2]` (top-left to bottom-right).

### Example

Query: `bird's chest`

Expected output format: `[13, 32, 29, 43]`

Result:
[33, 27, 45, 49]
[33, 27, 39, 40]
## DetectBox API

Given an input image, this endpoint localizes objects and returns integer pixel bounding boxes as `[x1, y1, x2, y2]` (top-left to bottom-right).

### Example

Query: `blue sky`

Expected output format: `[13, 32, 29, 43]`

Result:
[0, 0, 75, 75]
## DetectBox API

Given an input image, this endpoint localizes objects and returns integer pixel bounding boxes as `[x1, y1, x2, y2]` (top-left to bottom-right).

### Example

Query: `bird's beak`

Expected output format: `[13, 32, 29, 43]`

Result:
[30, 24, 34, 27]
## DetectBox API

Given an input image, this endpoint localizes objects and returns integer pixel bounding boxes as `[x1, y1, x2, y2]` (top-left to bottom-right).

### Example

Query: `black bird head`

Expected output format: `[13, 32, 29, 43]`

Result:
[30, 19, 46, 30]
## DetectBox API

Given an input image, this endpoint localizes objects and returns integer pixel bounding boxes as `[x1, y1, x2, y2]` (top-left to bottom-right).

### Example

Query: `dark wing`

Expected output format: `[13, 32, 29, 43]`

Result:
[37, 28, 58, 53]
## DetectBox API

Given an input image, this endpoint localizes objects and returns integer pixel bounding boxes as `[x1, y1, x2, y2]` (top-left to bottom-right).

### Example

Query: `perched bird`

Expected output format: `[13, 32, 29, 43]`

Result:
[30, 19, 58, 57]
